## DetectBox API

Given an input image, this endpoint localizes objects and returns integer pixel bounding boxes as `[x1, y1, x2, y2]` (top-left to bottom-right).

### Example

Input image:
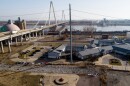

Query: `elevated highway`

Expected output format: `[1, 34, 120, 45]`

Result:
[0, 22, 67, 53]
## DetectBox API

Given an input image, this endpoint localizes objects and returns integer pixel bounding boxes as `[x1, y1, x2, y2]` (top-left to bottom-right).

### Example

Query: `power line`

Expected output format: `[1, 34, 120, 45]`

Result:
[0, 9, 69, 18]
[72, 9, 121, 19]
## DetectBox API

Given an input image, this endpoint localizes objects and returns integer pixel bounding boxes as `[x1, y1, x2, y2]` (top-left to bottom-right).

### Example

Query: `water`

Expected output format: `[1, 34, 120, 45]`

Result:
[68, 25, 130, 32]
[1, 25, 130, 31]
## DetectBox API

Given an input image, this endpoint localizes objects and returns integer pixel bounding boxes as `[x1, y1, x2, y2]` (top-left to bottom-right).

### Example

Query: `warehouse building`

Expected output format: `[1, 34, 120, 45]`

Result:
[76, 48, 101, 60]
[48, 50, 61, 59]
[112, 44, 130, 57]
[65, 44, 87, 53]
[98, 39, 115, 46]
[48, 44, 66, 59]
[100, 46, 113, 55]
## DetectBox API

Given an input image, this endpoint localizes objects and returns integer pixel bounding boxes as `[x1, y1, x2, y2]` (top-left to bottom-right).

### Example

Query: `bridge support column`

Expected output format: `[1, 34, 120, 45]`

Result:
[59, 32, 61, 37]
[15, 37, 18, 45]
[20, 36, 23, 45]
[39, 32, 41, 37]
[29, 33, 31, 40]
[7, 40, 11, 53]
[35, 32, 38, 37]
[42, 30, 44, 36]
[33, 33, 35, 38]
[0, 41, 4, 53]
[28, 33, 31, 40]
[24, 34, 27, 41]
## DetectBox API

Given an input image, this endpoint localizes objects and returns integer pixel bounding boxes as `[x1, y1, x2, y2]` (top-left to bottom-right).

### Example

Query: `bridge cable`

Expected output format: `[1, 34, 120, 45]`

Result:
[71, 9, 121, 19]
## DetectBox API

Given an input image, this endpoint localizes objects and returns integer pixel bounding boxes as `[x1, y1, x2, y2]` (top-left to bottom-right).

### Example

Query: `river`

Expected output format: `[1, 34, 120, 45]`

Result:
[0, 25, 130, 32]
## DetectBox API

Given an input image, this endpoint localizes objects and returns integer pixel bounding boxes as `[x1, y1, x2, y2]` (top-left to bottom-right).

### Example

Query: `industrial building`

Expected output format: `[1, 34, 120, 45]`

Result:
[76, 48, 101, 60]
[112, 44, 130, 57]
[65, 44, 87, 53]
[48, 50, 61, 59]
[48, 44, 66, 59]
[100, 46, 113, 55]
[98, 39, 115, 46]
[55, 44, 66, 52]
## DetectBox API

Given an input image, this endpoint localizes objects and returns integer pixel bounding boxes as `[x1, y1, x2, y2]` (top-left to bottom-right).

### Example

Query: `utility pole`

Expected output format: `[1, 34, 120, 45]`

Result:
[69, 4, 73, 63]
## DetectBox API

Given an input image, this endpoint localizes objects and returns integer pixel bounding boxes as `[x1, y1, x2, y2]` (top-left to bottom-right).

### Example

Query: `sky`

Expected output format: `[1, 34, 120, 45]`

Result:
[0, 0, 130, 21]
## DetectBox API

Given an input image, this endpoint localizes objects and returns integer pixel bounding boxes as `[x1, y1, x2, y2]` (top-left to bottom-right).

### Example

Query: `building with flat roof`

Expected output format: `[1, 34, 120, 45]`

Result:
[98, 39, 115, 46]
[112, 44, 130, 56]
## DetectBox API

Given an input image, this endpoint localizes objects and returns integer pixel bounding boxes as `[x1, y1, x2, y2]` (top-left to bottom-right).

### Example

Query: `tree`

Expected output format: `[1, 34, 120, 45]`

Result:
[83, 26, 96, 38]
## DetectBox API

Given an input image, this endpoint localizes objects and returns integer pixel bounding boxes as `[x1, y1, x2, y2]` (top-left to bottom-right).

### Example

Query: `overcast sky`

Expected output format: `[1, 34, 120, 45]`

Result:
[0, 0, 130, 20]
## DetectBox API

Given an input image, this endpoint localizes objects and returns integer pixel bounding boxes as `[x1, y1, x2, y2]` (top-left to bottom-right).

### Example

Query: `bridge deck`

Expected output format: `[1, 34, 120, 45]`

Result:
[0, 22, 66, 41]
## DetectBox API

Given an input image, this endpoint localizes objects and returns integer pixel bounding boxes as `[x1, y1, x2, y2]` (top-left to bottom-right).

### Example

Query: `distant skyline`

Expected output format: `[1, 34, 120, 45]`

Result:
[0, 0, 130, 21]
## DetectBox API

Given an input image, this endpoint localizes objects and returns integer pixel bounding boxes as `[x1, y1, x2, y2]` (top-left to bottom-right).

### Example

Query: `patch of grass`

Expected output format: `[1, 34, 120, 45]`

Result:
[0, 72, 41, 86]
[38, 42, 62, 48]
[20, 75, 41, 86]
[0, 44, 32, 64]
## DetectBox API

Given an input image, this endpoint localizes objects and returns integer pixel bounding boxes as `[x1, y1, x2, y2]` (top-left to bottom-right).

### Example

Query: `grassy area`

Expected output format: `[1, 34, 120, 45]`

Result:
[0, 72, 41, 86]
[20, 74, 41, 86]
[38, 42, 62, 48]
[109, 59, 122, 66]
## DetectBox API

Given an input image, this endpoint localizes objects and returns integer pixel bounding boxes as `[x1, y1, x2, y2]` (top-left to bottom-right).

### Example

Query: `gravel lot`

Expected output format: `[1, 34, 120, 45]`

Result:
[0, 64, 98, 74]
[107, 71, 130, 86]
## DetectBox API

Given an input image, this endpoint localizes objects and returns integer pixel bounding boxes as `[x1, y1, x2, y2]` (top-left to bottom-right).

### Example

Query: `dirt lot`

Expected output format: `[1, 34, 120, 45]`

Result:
[0, 44, 32, 64]
[77, 74, 100, 86]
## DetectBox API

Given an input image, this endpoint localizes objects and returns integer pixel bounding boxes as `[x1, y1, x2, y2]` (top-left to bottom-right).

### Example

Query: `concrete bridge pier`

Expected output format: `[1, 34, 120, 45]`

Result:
[28, 33, 31, 40]
[32, 32, 35, 38]
[10, 35, 13, 45]
[24, 34, 27, 41]
[0, 41, 4, 53]
[15, 37, 18, 45]
[38, 31, 41, 37]
[7, 39, 11, 53]
[20, 35, 23, 45]
[42, 30, 44, 36]
[59, 32, 61, 37]
[17, 36, 21, 42]
[35, 32, 38, 37]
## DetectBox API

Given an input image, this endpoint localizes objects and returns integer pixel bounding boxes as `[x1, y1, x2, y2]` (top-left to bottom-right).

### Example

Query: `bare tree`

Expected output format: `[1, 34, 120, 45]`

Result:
[83, 26, 96, 38]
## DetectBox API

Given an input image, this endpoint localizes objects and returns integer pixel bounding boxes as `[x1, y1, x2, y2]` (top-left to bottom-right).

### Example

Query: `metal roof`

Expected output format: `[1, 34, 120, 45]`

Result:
[99, 39, 115, 43]
[100, 46, 113, 51]
[55, 44, 66, 51]
[113, 44, 130, 50]
[79, 48, 100, 56]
